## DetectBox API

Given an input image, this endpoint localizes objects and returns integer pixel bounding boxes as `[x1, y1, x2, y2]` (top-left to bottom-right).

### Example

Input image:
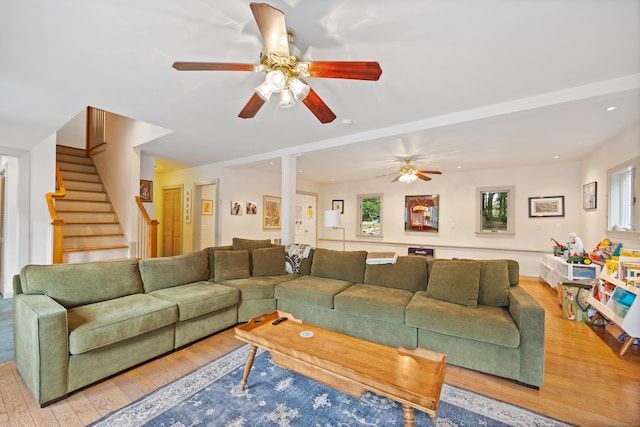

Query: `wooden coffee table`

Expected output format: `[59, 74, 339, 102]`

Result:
[234, 311, 447, 426]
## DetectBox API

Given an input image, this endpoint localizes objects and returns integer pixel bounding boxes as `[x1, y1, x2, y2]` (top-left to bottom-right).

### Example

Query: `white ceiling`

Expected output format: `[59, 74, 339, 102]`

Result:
[1, 0, 639, 183]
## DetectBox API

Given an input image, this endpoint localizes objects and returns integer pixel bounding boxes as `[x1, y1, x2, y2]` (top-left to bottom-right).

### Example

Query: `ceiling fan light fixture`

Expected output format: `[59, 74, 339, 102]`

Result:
[399, 172, 417, 183]
[265, 70, 286, 93]
[289, 77, 310, 101]
[279, 89, 295, 108]
[254, 81, 273, 101]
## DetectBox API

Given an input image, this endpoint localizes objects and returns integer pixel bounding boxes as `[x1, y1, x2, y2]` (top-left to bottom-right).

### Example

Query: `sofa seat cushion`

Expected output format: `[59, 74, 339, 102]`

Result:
[275, 276, 353, 308]
[149, 282, 239, 321]
[334, 284, 414, 324]
[219, 275, 297, 300]
[406, 291, 520, 348]
[68, 294, 178, 355]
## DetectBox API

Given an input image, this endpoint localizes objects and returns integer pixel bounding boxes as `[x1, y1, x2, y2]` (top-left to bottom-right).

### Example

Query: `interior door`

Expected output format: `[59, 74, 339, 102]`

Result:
[295, 192, 317, 246]
[162, 187, 182, 256]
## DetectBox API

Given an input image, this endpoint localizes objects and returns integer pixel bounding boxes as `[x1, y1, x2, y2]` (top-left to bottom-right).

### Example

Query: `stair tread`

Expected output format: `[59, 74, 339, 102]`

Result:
[64, 233, 125, 238]
[57, 210, 114, 213]
[63, 221, 120, 225]
[63, 245, 129, 253]
[57, 199, 111, 203]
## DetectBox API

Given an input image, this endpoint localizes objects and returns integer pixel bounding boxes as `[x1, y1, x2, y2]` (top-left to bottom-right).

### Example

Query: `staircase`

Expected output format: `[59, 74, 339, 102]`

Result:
[55, 145, 129, 263]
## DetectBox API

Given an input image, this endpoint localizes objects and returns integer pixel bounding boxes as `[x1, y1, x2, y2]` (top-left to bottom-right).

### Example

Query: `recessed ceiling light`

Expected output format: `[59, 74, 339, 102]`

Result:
[341, 119, 353, 126]
[553, 155, 560, 159]
[605, 106, 618, 112]
[457, 165, 462, 169]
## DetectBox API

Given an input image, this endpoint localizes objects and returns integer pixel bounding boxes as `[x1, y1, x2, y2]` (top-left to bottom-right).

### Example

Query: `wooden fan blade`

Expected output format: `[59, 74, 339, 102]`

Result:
[418, 170, 442, 175]
[172, 62, 255, 71]
[301, 88, 337, 123]
[308, 61, 382, 80]
[250, 2, 289, 57]
[238, 93, 266, 119]
[391, 174, 401, 182]
[416, 173, 432, 182]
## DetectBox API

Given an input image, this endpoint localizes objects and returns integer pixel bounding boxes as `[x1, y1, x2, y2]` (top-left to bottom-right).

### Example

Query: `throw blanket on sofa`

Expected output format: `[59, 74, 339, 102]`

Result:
[285, 244, 313, 274]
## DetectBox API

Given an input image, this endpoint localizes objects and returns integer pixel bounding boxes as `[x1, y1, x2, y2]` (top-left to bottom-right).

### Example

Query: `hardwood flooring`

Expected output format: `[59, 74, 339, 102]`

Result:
[0, 278, 638, 426]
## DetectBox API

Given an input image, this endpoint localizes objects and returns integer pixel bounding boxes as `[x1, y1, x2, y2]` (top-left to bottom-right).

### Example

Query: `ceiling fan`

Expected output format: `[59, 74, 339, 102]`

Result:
[172, 2, 382, 124]
[392, 159, 442, 183]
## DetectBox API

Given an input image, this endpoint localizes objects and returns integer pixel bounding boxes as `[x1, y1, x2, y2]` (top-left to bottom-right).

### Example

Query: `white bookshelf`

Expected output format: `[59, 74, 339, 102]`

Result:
[587, 271, 640, 356]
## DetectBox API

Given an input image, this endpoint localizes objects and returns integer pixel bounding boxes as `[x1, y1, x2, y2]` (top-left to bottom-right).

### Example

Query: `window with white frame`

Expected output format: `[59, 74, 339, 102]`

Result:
[357, 194, 382, 236]
[608, 158, 638, 232]
[477, 186, 515, 234]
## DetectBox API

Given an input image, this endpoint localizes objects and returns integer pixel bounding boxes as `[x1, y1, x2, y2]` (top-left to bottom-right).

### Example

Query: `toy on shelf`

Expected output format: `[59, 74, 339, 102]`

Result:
[590, 238, 623, 262]
[551, 238, 567, 256]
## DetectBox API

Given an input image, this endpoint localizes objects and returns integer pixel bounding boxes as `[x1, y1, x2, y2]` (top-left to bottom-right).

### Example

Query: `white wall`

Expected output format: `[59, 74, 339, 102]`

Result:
[92, 112, 140, 254]
[29, 135, 56, 267]
[580, 125, 640, 250]
[56, 109, 85, 149]
[317, 161, 581, 276]
[151, 125, 639, 277]
[156, 162, 320, 254]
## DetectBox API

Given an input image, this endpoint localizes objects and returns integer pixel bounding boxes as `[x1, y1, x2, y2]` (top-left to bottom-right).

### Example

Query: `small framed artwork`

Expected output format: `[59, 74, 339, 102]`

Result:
[332, 199, 344, 213]
[528, 196, 565, 217]
[263, 195, 281, 229]
[231, 201, 243, 215]
[246, 201, 258, 215]
[405, 195, 439, 232]
[201, 199, 213, 216]
[583, 181, 597, 210]
[139, 180, 153, 202]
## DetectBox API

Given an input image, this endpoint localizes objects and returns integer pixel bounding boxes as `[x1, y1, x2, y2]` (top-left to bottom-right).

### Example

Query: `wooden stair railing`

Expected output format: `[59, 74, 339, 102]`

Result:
[46, 164, 67, 264]
[135, 195, 158, 259]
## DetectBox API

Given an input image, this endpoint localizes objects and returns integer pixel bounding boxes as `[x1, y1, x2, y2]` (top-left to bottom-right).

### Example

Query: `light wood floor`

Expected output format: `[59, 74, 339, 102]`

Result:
[1, 278, 638, 427]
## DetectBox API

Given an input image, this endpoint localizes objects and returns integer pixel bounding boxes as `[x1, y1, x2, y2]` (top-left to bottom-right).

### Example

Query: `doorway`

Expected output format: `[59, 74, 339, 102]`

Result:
[295, 192, 317, 246]
[162, 187, 182, 256]
[195, 182, 217, 250]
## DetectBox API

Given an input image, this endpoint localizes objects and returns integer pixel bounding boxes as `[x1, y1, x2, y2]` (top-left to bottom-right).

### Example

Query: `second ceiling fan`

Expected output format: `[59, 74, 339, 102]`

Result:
[172, 2, 382, 124]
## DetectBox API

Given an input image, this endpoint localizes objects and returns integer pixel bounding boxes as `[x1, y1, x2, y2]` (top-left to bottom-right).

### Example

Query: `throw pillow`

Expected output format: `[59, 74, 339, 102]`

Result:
[214, 250, 251, 281]
[252, 247, 286, 277]
[478, 260, 511, 306]
[426, 260, 480, 307]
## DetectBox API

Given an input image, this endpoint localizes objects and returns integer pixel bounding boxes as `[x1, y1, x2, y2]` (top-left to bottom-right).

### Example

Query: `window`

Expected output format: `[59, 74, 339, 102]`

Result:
[608, 157, 638, 233]
[358, 194, 382, 236]
[477, 186, 515, 234]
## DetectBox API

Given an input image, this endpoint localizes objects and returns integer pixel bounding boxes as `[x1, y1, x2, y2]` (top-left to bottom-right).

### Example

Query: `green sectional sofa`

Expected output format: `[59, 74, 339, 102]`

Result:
[13, 238, 545, 406]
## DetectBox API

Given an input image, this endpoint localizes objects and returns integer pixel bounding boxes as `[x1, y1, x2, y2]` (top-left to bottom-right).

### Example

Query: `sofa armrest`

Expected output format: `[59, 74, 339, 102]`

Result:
[13, 294, 69, 405]
[508, 285, 545, 388]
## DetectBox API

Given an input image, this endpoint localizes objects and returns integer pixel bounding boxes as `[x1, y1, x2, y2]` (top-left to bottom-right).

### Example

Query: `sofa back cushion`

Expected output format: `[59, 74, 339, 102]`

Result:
[232, 237, 272, 251]
[204, 246, 232, 280]
[426, 260, 480, 307]
[310, 248, 367, 283]
[139, 251, 209, 292]
[214, 250, 251, 281]
[252, 247, 286, 277]
[364, 256, 427, 292]
[19, 260, 143, 308]
[478, 260, 511, 306]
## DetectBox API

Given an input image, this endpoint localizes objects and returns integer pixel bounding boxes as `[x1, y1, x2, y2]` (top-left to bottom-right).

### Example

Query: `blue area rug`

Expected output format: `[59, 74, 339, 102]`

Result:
[91, 346, 571, 427]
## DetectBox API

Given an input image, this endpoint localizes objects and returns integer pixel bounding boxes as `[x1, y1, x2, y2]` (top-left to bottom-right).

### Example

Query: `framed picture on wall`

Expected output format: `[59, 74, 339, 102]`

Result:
[332, 199, 344, 213]
[139, 180, 152, 202]
[201, 199, 213, 215]
[263, 195, 281, 229]
[528, 196, 565, 217]
[583, 181, 597, 210]
[404, 195, 439, 232]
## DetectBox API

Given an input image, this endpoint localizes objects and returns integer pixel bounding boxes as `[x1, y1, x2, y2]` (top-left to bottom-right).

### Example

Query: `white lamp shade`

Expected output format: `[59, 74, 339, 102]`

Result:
[254, 81, 273, 101]
[324, 210, 342, 227]
[279, 89, 295, 108]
